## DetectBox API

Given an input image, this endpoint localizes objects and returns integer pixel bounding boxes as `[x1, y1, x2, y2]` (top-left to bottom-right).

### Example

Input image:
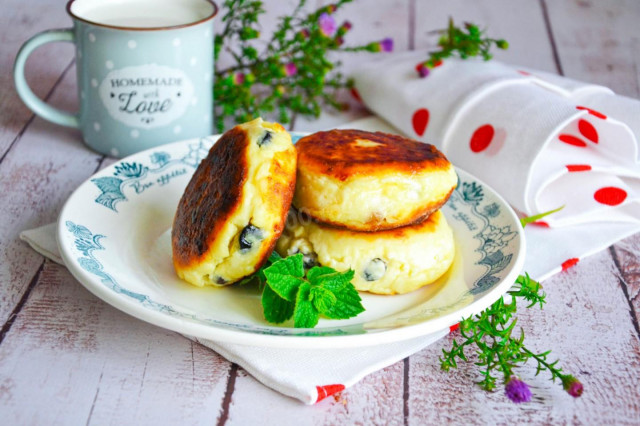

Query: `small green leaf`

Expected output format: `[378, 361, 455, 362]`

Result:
[263, 253, 305, 301]
[323, 282, 364, 319]
[520, 205, 564, 228]
[308, 267, 354, 292]
[306, 266, 336, 282]
[262, 283, 294, 324]
[310, 286, 337, 314]
[293, 282, 319, 328]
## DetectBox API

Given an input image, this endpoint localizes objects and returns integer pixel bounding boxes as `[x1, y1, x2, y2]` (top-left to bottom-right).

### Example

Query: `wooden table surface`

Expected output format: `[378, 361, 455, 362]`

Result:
[2, 0, 640, 424]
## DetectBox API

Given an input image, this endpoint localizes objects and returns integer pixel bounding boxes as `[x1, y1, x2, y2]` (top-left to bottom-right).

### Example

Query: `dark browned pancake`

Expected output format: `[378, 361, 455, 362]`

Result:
[172, 118, 297, 287]
[172, 126, 247, 269]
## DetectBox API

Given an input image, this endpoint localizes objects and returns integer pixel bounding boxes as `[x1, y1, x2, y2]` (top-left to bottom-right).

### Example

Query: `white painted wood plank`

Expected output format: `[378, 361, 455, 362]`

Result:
[407, 250, 640, 423]
[545, 0, 640, 96]
[0, 66, 98, 326]
[0, 0, 77, 154]
[0, 262, 230, 425]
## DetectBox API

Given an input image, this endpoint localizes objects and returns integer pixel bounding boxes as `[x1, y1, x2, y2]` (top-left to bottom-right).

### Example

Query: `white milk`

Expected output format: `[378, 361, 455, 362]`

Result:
[70, 0, 215, 28]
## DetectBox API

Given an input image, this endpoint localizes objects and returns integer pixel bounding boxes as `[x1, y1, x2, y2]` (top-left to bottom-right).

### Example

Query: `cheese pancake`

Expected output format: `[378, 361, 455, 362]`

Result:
[172, 118, 296, 287]
[293, 129, 457, 231]
[276, 209, 455, 295]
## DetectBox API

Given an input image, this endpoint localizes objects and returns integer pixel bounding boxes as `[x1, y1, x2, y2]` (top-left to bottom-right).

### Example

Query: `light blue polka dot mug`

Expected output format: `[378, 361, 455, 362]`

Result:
[14, 0, 218, 158]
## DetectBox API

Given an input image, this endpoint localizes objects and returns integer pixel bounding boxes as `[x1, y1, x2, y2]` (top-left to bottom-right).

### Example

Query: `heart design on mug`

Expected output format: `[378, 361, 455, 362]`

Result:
[412, 108, 430, 136]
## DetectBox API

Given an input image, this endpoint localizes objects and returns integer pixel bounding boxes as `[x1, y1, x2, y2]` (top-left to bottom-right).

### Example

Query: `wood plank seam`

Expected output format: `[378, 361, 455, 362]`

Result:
[403, 357, 410, 425]
[539, 0, 565, 76]
[0, 259, 45, 345]
[609, 246, 640, 342]
[0, 58, 76, 166]
[85, 369, 105, 425]
[216, 363, 238, 426]
[408, 0, 416, 51]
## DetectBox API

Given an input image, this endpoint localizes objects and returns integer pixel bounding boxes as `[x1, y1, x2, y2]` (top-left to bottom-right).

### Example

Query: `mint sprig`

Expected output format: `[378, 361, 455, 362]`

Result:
[260, 253, 364, 328]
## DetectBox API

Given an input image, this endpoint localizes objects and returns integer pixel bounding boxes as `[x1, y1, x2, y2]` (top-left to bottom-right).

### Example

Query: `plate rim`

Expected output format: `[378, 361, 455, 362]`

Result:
[57, 135, 526, 349]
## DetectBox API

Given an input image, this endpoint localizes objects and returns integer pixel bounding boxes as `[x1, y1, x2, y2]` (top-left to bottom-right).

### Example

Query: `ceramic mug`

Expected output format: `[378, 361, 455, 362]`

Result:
[14, 0, 218, 158]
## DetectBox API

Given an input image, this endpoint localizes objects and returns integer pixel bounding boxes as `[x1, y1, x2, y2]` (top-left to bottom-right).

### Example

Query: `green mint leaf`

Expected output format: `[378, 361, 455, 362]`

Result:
[293, 282, 319, 328]
[310, 286, 337, 314]
[520, 205, 564, 228]
[308, 266, 355, 292]
[323, 282, 364, 319]
[261, 283, 294, 324]
[256, 250, 283, 283]
[263, 253, 305, 301]
[306, 266, 336, 282]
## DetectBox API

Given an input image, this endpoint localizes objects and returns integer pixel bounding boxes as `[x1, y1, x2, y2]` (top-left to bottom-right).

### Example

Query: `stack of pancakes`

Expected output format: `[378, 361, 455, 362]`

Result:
[276, 129, 458, 294]
[171, 119, 458, 295]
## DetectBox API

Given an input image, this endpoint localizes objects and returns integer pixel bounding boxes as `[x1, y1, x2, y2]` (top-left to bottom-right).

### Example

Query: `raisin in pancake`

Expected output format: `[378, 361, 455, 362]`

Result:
[276, 209, 455, 295]
[293, 129, 457, 231]
[172, 118, 296, 287]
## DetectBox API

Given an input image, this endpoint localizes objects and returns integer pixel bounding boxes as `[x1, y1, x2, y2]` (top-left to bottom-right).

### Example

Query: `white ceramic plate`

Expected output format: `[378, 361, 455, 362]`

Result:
[58, 134, 525, 348]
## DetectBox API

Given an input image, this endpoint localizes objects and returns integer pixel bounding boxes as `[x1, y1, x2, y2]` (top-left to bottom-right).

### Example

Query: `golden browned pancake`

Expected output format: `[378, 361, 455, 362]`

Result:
[293, 129, 457, 231]
[172, 118, 296, 287]
[276, 209, 455, 295]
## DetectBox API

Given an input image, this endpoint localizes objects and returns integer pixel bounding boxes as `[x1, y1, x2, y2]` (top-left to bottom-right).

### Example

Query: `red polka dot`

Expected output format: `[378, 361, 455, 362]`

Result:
[576, 106, 607, 120]
[433, 59, 443, 68]
[412, 108, 430, 136]
[470, 124, 495, 153]
[562, 258, 580, 271]
[517, 70, 531, 76]
[449, 323, 460, 333]
[566, 164, 592, 172]
[532, 221, 550, 228]
[350, 88, 362, 102]
[559, 134, 587, 147]
[316, 384, 345, 402]
[594, 187, 627, 206]
[578, 119, 598, 143]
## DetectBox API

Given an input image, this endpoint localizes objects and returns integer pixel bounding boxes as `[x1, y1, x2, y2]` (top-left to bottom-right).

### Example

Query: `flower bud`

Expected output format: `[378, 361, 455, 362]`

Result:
[380, 37, 394, 52]
[233, 72, 245, 85]
[284, 62, 297, 77]
[561, 375, 583, 398]
[415, 63, 429, 78]
[299, 28, 310, 39]
[497, 39, 509, 49]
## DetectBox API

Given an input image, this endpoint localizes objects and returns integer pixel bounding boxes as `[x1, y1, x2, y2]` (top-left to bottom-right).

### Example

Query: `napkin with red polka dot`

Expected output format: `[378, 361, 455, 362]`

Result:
[352, 51, 640, 281]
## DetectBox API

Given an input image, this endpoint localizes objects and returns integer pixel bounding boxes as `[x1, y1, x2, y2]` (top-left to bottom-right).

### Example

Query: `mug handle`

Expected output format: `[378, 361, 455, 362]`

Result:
[13, 28, 80, 128]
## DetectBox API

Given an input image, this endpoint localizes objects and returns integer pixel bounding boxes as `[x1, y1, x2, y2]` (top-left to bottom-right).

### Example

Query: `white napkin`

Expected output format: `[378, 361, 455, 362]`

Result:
[353, 51, 640, 281]
[20, 223, 448, 404]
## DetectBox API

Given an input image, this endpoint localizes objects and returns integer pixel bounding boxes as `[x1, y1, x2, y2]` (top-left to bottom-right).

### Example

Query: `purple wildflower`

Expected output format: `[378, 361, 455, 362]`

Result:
[505, 378, 532, 403]
[561, 375, 583, 398]
[380, 37, 394, 52]
[284, 62, 297, 77]
[318, 12, 337, 37]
